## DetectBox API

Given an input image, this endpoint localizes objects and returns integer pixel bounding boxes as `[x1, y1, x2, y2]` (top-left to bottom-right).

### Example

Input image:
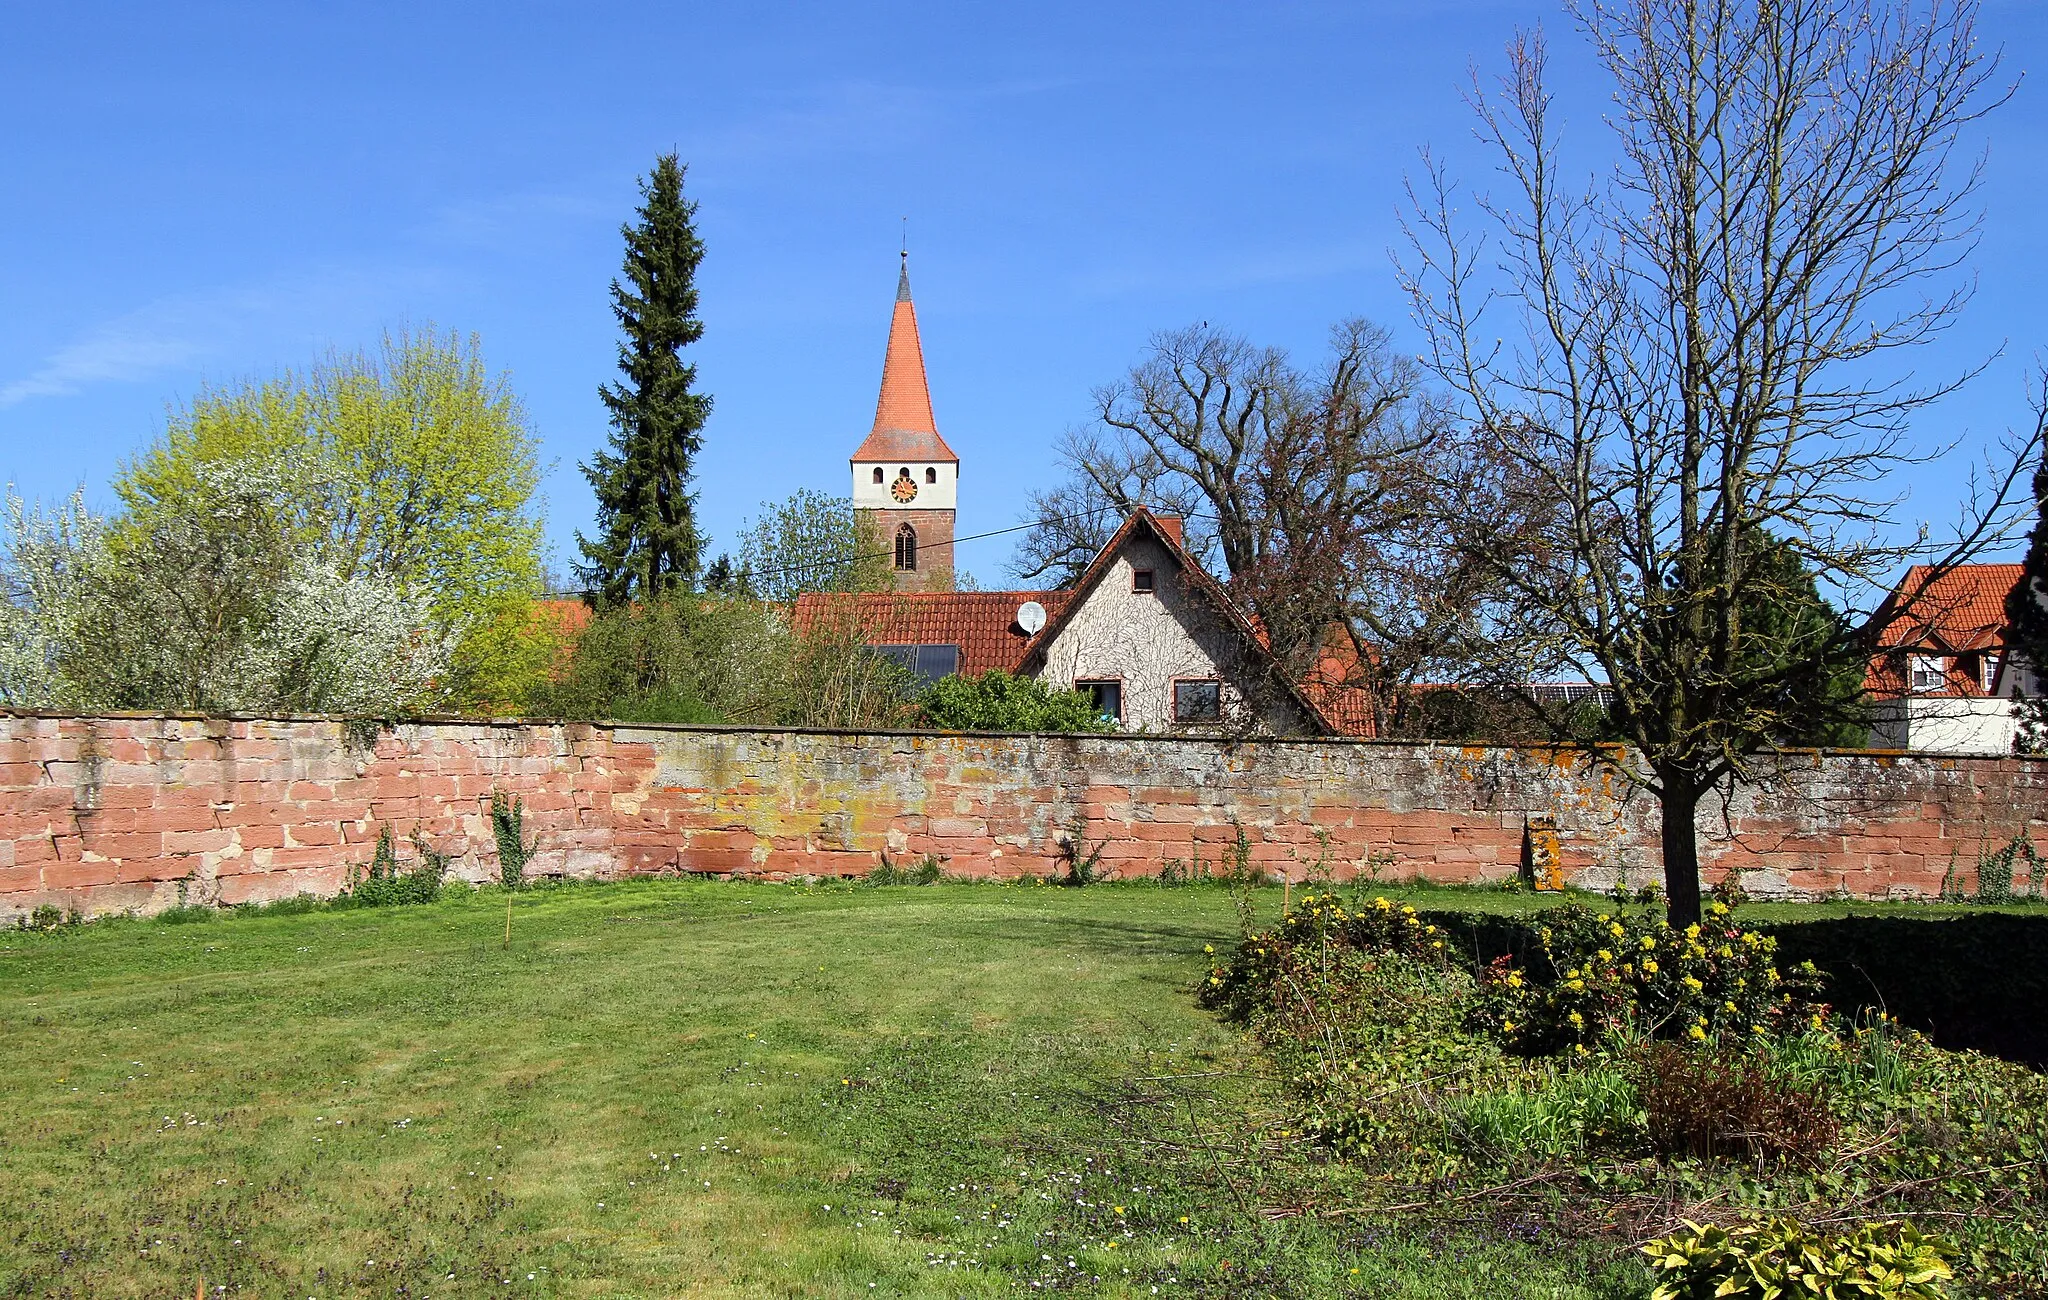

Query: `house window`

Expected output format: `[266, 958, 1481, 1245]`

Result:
[925, 466, 938, 484]
[1909, 654, 1946, 693]
[873, 644, 960, 684]
[1983, 654, 2001, 694]
[1173, 679, 1222, 723]
[894, 524, 918, 571]
[1132, 568, 1156, 593]
[872, 466, 884, 484]
[1077, 679, 1123, 725]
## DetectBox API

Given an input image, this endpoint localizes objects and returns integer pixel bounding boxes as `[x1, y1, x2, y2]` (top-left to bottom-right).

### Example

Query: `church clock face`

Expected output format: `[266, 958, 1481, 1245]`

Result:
[891, 470, 919, 503]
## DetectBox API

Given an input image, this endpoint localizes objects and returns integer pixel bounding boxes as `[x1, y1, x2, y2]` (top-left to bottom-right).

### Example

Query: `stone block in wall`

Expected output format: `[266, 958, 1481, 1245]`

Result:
[42, 860, 118, 890]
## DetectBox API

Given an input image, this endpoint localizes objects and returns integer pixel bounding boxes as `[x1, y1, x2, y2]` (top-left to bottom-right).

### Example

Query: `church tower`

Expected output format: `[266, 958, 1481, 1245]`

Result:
[851, 253, 957, 592]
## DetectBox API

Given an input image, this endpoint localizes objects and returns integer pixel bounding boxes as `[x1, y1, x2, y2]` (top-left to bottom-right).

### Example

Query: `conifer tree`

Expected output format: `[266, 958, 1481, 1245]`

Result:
[577, 153, 710, 605]
[2008, 441, 2048, 749]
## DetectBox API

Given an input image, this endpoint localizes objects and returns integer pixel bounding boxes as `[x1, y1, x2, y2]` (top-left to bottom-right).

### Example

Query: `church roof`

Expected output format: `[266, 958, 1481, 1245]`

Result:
[851, 257, 959, 465]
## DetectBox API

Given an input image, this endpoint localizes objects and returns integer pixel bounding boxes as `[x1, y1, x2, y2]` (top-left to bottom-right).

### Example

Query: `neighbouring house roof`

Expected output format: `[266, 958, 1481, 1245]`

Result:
[1294, 626, 1378, 738]
[536, 597, 595, 635]
[850, 258, 959, 466]
[1014, 508, 1344, 736]
[1865, 563, 2024, 698]
[791, 590, 1075, 677]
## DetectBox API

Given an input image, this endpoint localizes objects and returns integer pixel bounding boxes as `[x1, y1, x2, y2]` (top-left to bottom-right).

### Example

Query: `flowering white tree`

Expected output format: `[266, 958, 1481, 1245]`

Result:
[265, 563, 451, 716]
[0, 487, 107, 708]
[2, 463, 451, 716]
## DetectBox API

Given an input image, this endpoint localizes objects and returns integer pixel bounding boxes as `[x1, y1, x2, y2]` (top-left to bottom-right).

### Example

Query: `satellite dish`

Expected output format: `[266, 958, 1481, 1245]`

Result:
[1016, 600, 1047, 634]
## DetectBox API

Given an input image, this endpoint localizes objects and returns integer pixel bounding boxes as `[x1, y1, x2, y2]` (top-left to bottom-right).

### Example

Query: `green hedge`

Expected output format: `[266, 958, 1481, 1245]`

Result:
[1416, 907, 2048, 1067]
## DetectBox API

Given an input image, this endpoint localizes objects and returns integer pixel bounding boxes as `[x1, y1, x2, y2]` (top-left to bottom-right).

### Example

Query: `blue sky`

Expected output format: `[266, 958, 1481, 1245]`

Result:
[4, 0, 2046, 587]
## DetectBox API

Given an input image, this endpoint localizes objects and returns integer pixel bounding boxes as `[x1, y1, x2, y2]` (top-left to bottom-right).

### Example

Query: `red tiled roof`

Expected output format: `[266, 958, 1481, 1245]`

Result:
[1866, 563, 2023, 698]
[1295, 627, 1378, 738]
[1872, 564, 2021, 651]
[850, 258, 958, 465]
[537, 597, 593, 636]
[791, 590, 1073, 676]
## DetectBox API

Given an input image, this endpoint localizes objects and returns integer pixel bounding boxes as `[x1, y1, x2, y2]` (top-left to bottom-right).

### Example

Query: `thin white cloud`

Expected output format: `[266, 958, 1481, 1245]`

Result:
[0, 300, 227, 406]
[0, 265, 440, 408]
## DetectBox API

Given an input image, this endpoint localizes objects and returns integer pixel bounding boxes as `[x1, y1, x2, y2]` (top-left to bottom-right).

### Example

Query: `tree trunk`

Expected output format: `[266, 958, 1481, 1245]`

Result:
[1658, 779, 1704, 927]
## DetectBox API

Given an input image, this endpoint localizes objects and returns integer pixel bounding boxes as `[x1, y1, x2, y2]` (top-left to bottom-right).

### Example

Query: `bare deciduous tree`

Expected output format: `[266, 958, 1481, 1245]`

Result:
[1015, 320, 1530, 731]
[1402, 0, 2040, 922]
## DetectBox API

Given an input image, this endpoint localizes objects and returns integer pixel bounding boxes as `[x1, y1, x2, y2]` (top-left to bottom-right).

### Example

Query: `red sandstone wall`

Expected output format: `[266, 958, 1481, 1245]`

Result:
[2, 711, 2043, 920]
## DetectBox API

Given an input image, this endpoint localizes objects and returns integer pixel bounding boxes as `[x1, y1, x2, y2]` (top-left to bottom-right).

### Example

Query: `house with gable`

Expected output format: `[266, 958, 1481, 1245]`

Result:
[1866, 562, 2038, 754]
[794, 257, 1356, 737]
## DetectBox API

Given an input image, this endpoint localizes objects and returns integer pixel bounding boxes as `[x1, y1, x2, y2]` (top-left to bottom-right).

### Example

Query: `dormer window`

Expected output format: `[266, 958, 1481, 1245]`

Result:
[1983, 654, 2001, 694]
[1909, 654, 1946, 693]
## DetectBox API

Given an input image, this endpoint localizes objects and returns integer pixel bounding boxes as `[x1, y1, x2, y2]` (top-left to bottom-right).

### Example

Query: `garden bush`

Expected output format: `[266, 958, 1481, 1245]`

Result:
[1469, 901, 1824, 1055]
[1419, 905, 2048, 1068]
[1198, 887, 2048, 1293]
[919, 669, 1102, 733]
[1196, 890, 1450, 1021]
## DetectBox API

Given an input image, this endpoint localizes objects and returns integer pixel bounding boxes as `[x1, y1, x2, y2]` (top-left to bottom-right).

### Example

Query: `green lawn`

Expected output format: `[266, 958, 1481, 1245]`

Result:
[0, 881, 1657, 1298]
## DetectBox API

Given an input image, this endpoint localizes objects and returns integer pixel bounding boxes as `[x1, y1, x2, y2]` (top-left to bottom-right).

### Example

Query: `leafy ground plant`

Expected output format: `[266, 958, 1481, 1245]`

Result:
[1642, 1218, 1955, 1300]
[344, 826, 447, 907]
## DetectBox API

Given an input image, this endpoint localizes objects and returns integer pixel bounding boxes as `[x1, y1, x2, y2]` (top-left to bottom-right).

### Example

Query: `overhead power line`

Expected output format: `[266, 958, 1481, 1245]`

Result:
[545, 505, 1216, 601]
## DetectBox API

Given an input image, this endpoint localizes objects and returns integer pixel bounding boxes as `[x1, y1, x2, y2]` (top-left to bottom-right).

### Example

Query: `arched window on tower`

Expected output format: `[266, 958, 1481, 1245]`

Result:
[894, 523, 918, 572]
[872, 467, 884, 484]
[925, 467, 937, 484]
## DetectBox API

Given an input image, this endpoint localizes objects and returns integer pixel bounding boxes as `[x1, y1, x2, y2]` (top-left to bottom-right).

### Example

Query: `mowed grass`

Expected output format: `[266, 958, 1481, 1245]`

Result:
[0, 882, 1648, 1299]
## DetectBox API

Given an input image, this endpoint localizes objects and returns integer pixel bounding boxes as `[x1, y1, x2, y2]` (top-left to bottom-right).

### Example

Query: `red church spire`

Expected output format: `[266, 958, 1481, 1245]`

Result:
[852, 253, 958, 463]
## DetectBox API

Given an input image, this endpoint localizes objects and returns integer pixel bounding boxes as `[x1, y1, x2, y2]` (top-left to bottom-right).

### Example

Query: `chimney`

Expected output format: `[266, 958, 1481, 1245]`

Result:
[1153, 515, 1185, 549]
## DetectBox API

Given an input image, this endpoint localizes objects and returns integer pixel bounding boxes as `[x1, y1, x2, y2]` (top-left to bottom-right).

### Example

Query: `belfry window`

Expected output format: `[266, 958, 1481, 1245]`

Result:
[926, 467, 938, 483]
[894, 523, 918, 571]
[872, 466, 884, 484]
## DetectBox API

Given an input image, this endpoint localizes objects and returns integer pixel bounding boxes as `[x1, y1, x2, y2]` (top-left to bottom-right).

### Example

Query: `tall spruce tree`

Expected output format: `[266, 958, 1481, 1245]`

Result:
[2008, 443, 2048, 749]
[577, 153, 710, 605]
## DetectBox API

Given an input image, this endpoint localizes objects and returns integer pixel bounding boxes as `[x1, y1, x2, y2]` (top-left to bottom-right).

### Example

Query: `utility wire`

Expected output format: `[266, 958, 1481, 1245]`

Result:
[545, 505, 1218, 601]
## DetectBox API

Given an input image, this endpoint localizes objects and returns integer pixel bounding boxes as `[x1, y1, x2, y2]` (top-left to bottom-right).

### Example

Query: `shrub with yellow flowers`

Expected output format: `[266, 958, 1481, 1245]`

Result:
[1471, 902, 1824, 1055]
[1196, 891, 1450, 1021]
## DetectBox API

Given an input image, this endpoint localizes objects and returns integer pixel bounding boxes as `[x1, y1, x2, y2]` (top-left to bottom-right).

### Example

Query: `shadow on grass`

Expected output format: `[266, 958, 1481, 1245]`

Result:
[1765, 914, 2048, 1068]
[1419, 906, 2048, 1068]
